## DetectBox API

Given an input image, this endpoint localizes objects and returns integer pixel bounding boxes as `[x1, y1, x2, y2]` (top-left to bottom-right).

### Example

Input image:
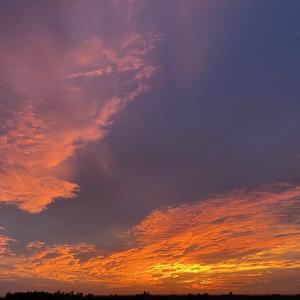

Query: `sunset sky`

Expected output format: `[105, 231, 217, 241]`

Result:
[0, 0, 300, 295]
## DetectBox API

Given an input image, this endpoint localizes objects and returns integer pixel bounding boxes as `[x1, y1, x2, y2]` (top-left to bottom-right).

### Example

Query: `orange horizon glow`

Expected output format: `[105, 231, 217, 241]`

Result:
[1, 184, 299, 294]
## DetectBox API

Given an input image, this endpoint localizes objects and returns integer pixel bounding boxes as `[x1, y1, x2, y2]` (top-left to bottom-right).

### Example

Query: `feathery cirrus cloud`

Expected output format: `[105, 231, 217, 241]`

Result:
[0, 1, 156, 213]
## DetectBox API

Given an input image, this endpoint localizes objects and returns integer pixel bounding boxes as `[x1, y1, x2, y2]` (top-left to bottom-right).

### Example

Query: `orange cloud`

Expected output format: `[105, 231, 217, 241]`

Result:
[2, 184, 299, 293]
[0, 2, 156, 213]
[0, 235, 12, 255]
[0, 229, 18, 281]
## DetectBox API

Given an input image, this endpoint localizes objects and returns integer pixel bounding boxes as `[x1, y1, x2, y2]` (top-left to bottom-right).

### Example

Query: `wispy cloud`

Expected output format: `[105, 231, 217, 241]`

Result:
[0, 1, 156, 212]
[1, 184, 300, 293]
[0, 237, 11, 255]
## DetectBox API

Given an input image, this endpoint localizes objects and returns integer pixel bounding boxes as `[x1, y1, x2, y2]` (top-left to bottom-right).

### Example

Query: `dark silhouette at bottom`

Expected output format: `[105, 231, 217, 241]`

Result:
[2, 291, 300, 300]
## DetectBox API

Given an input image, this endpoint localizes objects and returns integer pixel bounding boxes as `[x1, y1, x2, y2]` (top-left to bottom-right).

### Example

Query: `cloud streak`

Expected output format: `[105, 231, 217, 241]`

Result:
[1, 184, 300, 293]
[0, 1, 156, 212]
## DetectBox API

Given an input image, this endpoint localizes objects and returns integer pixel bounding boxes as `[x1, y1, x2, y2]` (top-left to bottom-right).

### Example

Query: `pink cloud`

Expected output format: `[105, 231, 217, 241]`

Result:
[0, 2, 156, 213]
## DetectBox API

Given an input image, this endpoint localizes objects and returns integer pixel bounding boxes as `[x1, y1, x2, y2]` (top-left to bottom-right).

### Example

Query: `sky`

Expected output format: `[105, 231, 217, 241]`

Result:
[0, 0, 300, 295]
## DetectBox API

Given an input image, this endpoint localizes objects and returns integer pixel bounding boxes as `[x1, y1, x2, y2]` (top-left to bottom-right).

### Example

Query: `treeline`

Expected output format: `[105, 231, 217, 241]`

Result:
[2, 291, 300, 300]
[5, 291, 92, 300]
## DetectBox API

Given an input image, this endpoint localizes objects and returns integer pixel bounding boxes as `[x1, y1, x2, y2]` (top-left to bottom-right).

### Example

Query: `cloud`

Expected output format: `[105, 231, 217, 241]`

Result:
[0, 1, 156, 212]
[0, 235, 12, 255]
[67, 67, 113, 79]
[1, 184, 300, 293]
[0, 229, 16, 281]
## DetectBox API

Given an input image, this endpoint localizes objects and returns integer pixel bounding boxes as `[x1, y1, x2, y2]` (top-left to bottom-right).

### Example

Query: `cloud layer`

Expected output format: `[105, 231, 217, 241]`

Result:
[0, 1, 156, 212]
[1, 184, 299, 293]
